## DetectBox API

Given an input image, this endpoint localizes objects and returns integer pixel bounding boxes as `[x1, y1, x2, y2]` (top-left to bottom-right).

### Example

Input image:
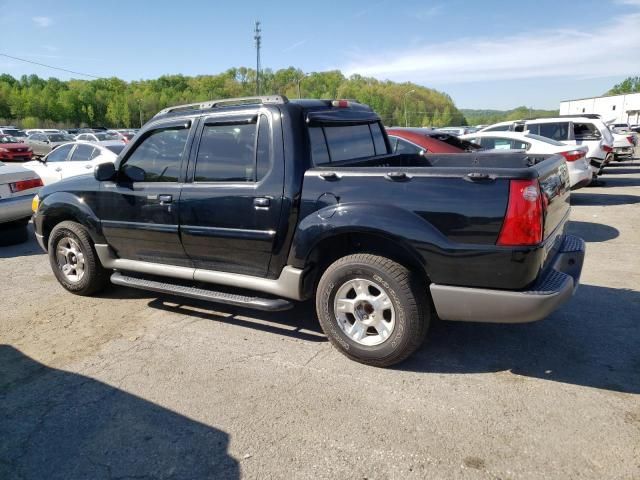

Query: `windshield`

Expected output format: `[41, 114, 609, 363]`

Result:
[4, 129, 25, 137]
[46, 134, 68, 142]
[524, 133, 566, 146]
[0, 135, 20, 143]
[105, 145, 125, 155]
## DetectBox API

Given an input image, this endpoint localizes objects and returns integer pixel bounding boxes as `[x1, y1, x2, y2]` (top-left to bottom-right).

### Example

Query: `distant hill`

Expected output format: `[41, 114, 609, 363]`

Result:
[461, 107, 559, 126]
[0, 68, 466, 129]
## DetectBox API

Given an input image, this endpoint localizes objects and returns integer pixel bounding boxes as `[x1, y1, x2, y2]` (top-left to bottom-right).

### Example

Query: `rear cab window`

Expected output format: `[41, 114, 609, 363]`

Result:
[308, 122, 389, 165]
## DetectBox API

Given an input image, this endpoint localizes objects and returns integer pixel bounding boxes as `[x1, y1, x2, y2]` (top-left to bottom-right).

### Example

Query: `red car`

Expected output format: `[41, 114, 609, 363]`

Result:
[386, 127, 480, 154]
[0, 134, 33, 162]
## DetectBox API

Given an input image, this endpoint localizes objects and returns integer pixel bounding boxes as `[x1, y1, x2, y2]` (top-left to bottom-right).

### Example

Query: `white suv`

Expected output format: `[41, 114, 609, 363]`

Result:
[523, 116, 614, 175]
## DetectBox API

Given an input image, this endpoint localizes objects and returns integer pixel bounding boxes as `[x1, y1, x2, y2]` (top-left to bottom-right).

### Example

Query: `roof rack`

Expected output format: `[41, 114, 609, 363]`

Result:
[154, 95, 289, 118]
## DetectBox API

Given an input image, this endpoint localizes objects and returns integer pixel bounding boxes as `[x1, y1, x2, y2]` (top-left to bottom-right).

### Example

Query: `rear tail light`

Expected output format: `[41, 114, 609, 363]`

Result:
[497, 179, 543, 246]
[331, 100, 351, 108]
[9, 177, 43, 193]
[602, 144, 613, 153]
[627, 135, 634, 145]
[559, 150, 586, 162]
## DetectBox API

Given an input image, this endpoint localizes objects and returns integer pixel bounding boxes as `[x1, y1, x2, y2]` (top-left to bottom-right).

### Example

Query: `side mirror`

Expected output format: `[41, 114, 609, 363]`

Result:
[94, 162, 116, 181]
[122, 164, 145, 182]
[45, 140, 50, 144]
[38, 156, 47, 164]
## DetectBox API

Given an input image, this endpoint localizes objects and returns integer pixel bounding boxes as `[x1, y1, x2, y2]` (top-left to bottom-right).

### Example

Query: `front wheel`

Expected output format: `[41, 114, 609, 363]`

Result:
[315, 254, 430, 367]
[48, 221, 109, 295]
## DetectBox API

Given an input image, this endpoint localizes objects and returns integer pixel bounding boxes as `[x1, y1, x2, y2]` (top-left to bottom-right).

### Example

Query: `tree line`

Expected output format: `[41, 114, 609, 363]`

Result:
[606, 76, 640, 95]
[0, 68, 468, 129]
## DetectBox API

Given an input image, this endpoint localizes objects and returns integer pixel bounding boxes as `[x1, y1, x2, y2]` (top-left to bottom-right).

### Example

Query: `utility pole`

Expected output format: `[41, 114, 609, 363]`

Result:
[296, 72, 309, 99]
[138, 99, 143, 127]
[254, 20, 261, 95]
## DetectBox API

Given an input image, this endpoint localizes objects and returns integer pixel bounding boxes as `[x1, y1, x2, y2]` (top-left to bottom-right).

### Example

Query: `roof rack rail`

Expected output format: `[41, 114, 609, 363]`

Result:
[154, 95, 289, 118]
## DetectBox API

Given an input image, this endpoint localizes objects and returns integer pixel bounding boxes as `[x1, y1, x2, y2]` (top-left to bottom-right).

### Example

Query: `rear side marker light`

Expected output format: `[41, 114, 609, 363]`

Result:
[602, 145, 613, 153]
[9, 178, 43, 193]
[497, 179, 543, 246]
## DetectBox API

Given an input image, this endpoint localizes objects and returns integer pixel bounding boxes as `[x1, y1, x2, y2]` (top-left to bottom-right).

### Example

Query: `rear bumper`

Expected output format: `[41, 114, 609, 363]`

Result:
[614, 146, 633, 156]
[430, 235, 585, 323]
[0, 195, 33, 224]
[0, 152, 32, 162]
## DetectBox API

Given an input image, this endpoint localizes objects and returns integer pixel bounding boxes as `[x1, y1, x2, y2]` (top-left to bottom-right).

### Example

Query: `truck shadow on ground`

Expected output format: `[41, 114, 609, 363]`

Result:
[570, 191, 639, 206]
[0, 224, 45, 259]
[401, 284, 640, 394]
[567, 220, 619, 242]
[0, 345, 239, 479]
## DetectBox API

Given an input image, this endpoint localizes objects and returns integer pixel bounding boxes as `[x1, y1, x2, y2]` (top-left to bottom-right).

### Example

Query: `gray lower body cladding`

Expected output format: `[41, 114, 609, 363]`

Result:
[430, 235, 585, 323]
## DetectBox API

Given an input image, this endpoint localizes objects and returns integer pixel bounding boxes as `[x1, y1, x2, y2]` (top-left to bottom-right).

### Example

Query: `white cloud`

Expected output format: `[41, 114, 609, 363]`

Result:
[283, 39, 307, 53]
[32, 16, 52, 27]
[410, 5, 443, 20]
[342, 9, 640, 84]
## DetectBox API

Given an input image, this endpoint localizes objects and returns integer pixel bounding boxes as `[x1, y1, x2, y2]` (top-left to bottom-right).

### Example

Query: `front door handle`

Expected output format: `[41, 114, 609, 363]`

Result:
[158, 194, 173, 205]
[253, 197, 270, 208]
[85, 164, 93, 169]
[55, 167, 62, 172]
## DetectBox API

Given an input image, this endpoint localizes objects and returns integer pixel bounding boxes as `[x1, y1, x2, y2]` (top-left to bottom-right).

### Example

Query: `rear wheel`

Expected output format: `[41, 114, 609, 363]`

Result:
[316, 254, 430, 367]
[48, 221, 108, 295]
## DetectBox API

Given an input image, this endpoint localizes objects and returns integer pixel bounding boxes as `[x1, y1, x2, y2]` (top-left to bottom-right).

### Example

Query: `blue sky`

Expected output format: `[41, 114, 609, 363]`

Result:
[1, 0, 639, 109]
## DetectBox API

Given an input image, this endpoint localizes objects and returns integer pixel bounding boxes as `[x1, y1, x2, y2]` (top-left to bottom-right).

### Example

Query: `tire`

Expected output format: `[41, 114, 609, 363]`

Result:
[315, 254, 430, 367]
[0, 219, 29, 247]
[48, 220, 109, 295]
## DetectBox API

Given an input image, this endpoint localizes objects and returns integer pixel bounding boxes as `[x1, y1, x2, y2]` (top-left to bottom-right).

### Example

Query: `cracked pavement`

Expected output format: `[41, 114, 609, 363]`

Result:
[1, 158, 639, 479]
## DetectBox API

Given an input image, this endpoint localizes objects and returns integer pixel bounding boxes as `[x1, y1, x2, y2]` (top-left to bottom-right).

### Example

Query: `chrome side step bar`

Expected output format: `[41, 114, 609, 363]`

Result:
[94, 244, 304, 301]
[110, 272, 294, 311]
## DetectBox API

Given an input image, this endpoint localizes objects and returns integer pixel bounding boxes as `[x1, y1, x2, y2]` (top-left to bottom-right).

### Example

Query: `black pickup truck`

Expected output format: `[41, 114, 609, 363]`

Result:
[32, 96, 585, 366]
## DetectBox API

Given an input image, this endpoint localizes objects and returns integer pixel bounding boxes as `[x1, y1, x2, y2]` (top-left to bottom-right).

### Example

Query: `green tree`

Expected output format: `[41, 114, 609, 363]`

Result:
[607, 76, 640, 95]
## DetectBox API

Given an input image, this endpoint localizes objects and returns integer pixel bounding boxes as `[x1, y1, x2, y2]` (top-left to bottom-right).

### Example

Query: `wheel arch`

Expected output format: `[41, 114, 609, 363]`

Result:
[38, 192, 105, 250]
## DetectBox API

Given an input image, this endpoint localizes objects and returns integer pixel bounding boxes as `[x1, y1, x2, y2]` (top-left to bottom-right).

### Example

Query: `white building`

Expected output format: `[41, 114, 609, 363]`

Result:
[559, 93, 640, 125]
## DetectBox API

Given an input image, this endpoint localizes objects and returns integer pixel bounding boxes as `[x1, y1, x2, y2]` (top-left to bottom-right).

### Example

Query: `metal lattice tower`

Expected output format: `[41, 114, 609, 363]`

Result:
[254, 21, 261, 95]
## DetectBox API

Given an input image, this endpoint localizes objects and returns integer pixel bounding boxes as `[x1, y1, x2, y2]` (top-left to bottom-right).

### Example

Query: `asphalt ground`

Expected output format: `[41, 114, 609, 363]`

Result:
[1, 154, 639, 479]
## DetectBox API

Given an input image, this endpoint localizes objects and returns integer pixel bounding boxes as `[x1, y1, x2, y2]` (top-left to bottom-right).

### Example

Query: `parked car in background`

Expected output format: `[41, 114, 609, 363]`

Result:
[0, 161, 43, 246]
[75, 131, 123, 143]
[460, 131, 592, 190]
[24, 129, 60, 136]
[26, 132, 75, 158]
[105, 130, 135, 143]
[0, 134, 33, 162]
[435, 126, 477, 136]
[523, 117, 614, 175]
[477, 120, 525, 133]
[23, 141, 121, 185]
[0, 128, 29, 141]
[611, 131, 636, 159]
[387, 127, 481, 154]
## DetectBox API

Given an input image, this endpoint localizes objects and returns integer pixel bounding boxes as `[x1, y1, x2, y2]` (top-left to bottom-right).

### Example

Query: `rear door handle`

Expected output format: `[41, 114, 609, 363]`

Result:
[55, 167, 62, 172]
[319, 172, 339, 181]
[158, 194, 173, 205]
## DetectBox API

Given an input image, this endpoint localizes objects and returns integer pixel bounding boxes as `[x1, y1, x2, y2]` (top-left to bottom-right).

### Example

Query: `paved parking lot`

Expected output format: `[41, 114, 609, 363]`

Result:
[1, 158, 639, 479]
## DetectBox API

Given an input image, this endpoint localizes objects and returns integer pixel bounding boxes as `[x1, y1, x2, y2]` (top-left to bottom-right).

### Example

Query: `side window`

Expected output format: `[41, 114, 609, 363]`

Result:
[46, 144, 74, 162]
[395, 138, 423, 154]
[89, 147, 102, 160]
[525, 124, 539, 135]
[538, 122, 570, 141]
[194, 122, 257, 182]
[70, 144, 95, 161]
[256, 115, 271, 181]
[369, 123, 388, 155]
[573, 123, 601, 140]
[123, 126, 189, 182]
[323, 124, 375, 162]
[308, 127, 330, 165]
[511, 140, 530, 150]
[492, 138, 513, 150]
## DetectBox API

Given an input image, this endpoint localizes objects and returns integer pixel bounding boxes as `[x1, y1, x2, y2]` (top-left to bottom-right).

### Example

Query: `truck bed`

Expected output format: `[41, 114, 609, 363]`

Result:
[296, 152, 571, 291]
